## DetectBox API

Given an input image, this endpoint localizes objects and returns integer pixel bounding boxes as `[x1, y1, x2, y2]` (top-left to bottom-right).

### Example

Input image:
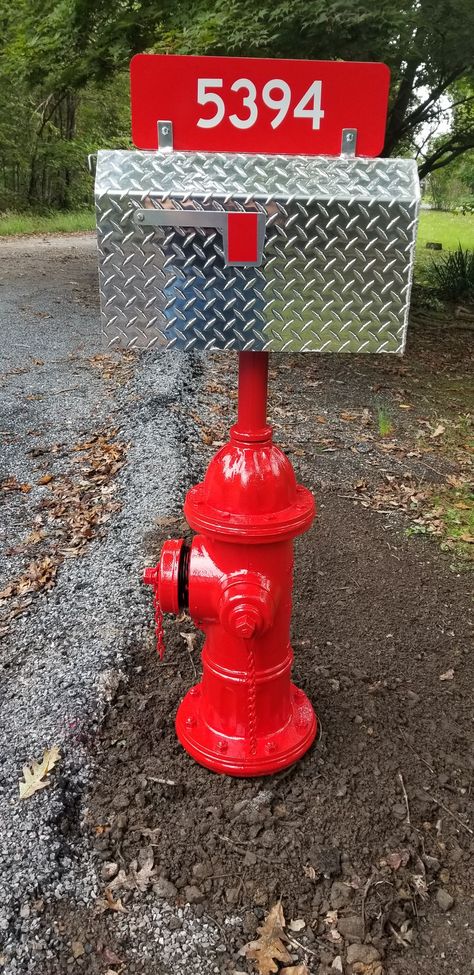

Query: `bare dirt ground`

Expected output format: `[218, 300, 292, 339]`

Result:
[0, 234, 473, 975]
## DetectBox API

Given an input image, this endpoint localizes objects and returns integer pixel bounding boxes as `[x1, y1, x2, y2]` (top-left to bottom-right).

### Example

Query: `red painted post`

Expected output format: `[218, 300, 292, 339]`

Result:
[235, 351, 269, 435]
[144, 352, 318, 775]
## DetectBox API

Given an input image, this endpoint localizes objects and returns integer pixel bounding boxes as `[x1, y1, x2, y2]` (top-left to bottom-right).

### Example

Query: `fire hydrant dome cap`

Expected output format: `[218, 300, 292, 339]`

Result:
[185, 441, 315, 542]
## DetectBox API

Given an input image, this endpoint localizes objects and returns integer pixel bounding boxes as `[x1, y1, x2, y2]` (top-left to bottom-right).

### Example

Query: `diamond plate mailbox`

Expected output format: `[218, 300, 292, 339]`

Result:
[95, 149, 419, 353]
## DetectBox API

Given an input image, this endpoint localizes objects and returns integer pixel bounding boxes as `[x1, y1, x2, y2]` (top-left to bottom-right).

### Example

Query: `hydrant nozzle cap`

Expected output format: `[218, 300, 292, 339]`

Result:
[234, 614, 257, 639]
[143, 566, 158, 586]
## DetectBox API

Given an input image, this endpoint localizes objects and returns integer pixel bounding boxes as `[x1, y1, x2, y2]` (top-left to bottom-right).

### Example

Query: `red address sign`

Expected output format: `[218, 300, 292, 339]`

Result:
[130, 54, 390, 157]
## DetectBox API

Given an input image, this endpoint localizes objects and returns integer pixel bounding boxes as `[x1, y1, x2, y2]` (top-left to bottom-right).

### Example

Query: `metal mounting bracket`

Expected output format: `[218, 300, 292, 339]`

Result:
[341, 128, 358, 157]
[157, 120, 174, 152]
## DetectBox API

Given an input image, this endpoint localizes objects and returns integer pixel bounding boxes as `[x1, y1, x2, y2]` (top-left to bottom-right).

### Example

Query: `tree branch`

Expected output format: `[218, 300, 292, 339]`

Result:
[418, 135, 474, 178]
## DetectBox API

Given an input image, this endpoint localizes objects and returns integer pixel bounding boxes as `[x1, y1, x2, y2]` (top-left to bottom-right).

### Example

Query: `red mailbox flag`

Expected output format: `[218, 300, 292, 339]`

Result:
[130, 54, 390, 156]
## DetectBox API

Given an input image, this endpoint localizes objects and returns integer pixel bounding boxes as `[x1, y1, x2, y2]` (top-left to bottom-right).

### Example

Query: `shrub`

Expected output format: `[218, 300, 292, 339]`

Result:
[427, 246, 474, 301]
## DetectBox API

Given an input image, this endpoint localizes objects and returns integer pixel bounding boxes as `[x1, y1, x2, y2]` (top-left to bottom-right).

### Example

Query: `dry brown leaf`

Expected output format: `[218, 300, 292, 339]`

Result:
[129, 856, 156, 892]
[0, 477, 32, 494]
[430, 424, 445, 439]
[281, 966, 310, 975]
[439, 668, 454, 681]
[37, 473, 54, 485]
[460, 533, 474, 543]
[107, 854, 155, 893]
[340, 411, 358, 421]
[241, 902, 292, 975]
[19, 746, 61, 799]
[102, 947, 124, 966]
[385, 850, 410, 870]
[103, 888, 126, 913]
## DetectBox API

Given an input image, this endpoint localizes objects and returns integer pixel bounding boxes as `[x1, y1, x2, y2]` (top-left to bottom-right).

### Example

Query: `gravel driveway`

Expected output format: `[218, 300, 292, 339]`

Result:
[0, 234, 221, 973]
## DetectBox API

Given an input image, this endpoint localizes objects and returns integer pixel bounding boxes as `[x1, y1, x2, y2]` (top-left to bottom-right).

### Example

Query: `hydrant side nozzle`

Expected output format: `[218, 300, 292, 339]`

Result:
[143, 566, 158, 586]
[218, 578, 275, 638]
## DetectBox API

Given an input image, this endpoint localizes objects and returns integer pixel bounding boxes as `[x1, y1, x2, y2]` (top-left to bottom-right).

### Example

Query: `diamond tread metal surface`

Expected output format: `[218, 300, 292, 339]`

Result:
[95, 150, 420, 353]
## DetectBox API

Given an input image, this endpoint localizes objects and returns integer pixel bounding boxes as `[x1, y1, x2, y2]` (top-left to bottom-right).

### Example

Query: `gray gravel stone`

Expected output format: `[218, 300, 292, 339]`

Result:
[346, 943, 381, 966]
[436, 887, 454, 911]
[184, 885, 205, 905]
[330, 881, 354, 910]
[337, 914, 364, 942]
[153, 878, 178, 900]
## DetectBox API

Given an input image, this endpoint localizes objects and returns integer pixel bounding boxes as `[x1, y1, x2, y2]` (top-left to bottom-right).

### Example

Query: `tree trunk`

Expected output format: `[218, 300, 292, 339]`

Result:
[382, 58, 419, 157]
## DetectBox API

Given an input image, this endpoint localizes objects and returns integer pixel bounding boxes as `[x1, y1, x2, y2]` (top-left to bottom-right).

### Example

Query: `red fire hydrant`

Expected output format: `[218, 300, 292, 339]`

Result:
[144, 351, 318, 776]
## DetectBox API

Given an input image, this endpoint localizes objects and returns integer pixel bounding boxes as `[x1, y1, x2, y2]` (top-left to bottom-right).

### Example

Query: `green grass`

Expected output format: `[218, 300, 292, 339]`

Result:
[377, 406, 393, 436]
[413, 483, 474, 564]
[0, 209, 95, 237]
[417, 209, 474, 255]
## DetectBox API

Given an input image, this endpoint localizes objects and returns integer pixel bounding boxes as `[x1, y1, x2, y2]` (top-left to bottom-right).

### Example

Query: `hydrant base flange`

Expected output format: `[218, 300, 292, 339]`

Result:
[176, 681, 317, 777]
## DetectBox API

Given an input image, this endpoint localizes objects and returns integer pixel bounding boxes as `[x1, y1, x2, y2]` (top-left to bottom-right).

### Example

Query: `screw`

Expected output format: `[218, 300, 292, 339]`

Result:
[137, 212, 144, 222]
[266, 741, 276, 754]
[217, 740, 228, 752]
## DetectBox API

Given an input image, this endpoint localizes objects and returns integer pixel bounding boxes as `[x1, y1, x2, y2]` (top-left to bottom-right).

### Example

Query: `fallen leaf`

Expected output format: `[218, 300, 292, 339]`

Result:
[460, 533, 474, 543]
[385, 849, 410, 870]
[19, 746, 61, 799]
[107, 853, 156, 893]
[102, 947, 124, 965]
[340, 411, 358, 421]
[37, 473, 54, 485]
[281, 967, 310, 975]
[303, 864, 318, 881]
[0, 477, 32, 494]
[430, 424, 445, 439]
[180, 631, 197, 653]
[241, 901, 292, 975]
[439, 668, 454, 681]
[129, 855, 156, 892]
[289, 919, 306, 932]
[97, 888, 127, 913]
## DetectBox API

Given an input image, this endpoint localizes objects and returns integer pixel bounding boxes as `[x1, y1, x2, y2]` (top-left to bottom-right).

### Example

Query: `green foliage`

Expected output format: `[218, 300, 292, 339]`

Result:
[428, 151, 474, 211]
[427, 246, 474, 301]
[0, 0, 473, 211]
